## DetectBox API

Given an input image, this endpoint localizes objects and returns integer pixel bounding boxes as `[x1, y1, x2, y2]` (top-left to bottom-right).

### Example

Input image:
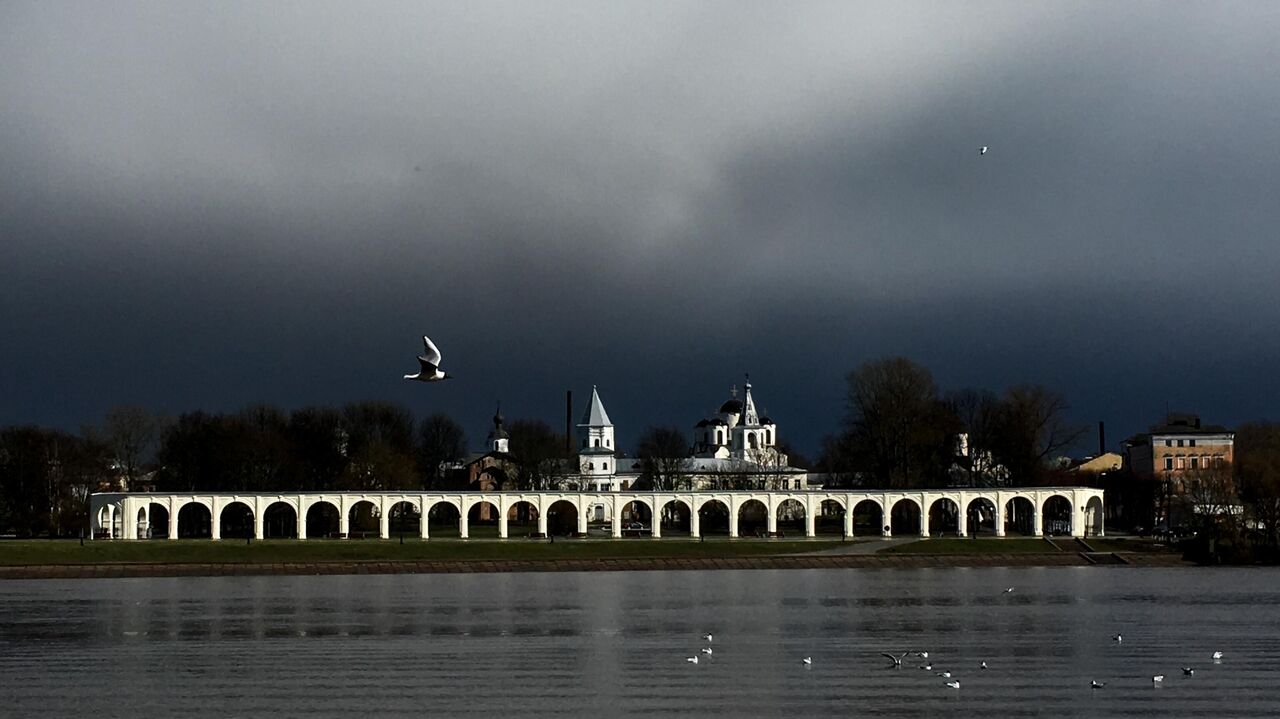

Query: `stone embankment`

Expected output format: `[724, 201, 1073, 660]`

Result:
[0, 552, 1191, 580]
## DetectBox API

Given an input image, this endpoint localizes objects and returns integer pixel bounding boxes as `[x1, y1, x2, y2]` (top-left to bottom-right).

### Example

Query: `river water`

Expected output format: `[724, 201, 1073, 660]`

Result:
[1, 567, 1277, 717]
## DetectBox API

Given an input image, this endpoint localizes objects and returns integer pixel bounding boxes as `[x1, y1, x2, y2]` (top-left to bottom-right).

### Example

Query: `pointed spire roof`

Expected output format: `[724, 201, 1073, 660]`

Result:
[579, 385, 613, 427]
[741, 374, 760, 426]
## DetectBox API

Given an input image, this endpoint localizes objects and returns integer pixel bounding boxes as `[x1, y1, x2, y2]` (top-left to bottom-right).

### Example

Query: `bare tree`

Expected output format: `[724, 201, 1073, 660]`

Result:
[637, 426, 693, 490]
[1236, 421, 1280, 550]
[507, 419, 569, 491]
[102, 405, 164, 489]
[844, 357, 957, 488]
[417, 413, 467, 489]
[991, 385, 1086, 485]
[946, 388, 1005, 487]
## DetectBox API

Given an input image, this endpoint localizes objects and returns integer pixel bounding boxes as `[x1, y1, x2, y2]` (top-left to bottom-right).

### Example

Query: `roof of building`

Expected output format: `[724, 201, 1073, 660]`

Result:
[719, 398, 743, 414]
[579, 385, 613, 427]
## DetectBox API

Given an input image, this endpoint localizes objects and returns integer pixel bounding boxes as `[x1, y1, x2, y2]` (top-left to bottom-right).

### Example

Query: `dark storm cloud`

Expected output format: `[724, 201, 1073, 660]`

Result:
[3, 2, 1279, 453]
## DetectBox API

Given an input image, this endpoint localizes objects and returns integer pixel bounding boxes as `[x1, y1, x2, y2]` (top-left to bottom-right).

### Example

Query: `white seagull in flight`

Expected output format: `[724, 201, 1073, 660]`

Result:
[979, 146, 988, 155]
[404, 335, 453, 382]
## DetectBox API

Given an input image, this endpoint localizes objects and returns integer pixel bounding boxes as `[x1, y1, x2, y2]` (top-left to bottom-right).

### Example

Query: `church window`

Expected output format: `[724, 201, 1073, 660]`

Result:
[603, 462, 608, 470]
[594, 439, 600, 448]
[588, 462, 594, 470]
[717, 430, 724, 444]
[765, 429, 772, 444]
[748, 433, 758, 449]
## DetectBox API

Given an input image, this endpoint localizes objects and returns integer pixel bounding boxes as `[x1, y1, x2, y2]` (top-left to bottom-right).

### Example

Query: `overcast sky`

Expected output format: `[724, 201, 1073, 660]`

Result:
[3, 1, 1278, 457]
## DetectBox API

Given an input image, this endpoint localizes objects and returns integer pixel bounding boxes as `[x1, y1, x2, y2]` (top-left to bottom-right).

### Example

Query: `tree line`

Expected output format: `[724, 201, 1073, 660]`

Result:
[814, 356, 1086, 489]
[1, 401, 575, 537]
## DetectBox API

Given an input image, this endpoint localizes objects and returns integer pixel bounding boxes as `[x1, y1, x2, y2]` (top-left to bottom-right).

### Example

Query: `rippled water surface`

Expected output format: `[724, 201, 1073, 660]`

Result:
[2, 567, 1278, 717]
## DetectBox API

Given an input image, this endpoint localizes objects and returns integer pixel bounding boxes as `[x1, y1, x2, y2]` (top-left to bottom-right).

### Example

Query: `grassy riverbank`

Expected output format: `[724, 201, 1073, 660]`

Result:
[0, 538, 848, 566]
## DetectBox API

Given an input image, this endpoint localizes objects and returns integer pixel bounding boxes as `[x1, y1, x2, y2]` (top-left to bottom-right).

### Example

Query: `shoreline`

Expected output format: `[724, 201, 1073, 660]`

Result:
[0, 551, 1192, 580]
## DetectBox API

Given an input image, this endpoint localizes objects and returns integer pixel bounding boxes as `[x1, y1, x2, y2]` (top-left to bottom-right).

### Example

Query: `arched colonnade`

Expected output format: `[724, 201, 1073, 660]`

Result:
[91, 489, 1105, 541]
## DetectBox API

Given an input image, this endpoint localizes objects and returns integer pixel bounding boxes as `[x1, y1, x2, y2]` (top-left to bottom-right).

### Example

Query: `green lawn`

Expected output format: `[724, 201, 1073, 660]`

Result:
[0, 538, 846, 566]
[881, 538, 1064, 554]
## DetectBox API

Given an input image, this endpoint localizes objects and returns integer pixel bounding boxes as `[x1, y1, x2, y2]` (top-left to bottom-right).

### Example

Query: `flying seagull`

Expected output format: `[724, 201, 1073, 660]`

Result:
[881, 652, 909, 667]
[703, 634, 713, 642]
[802, 657, 812, 666]
[1212, 651, 1223, 660]
[1091, 681, 1106, 689]
[1003, 587, 1015, 593]
[980, 662, 988, 670]
[1113, 634, 1123, 643]
[914, 651, 930, 659]
[1182, 667, 1194, 676]
[1153, 675, 1164, 683]
[404, 335, 452, 382]
[937, 671, 952, 678]
[946, 680, 961, 690]
[979, 146, 988, 155]
[701, 647, 713, 655]
[686, 656, 699, 664]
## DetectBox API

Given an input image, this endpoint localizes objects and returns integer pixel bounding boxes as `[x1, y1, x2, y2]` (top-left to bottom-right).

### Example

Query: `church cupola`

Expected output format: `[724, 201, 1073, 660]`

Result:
[487, 405, 510, 454]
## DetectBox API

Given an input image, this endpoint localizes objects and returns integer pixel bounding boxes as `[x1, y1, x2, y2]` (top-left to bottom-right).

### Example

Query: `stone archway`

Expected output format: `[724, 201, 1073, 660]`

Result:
[347, 500, 380, 538]
[620, 500, 652, 535]
[147, 503, 170, 539]
[1042, 495, 1073, 536]
[219, 501, 254, 539]
[1004, 497, 1036, 535]
[388, 500, 420, 539]
[851, 499, 884, 536]
[263, 501, 297, 539]
[1085, 496, 1104, 537]
[305, 501, 340, 539]
[775, 499, 805, 537]
[890, 498, 921, 536]
[506, 501, 539, 535]
[546, 500, 578, 537]
[816, 499, 846, 536]
[698, 499, 730, 536]
[738, 499, 768, 537]
[427, 501, 461, 537]
[966, 497, 998, 536]
[928, 498, 960, 536]
[176, 502, 212, 539]
[466, 501, 501, 537]
[660, 499, 692, 536]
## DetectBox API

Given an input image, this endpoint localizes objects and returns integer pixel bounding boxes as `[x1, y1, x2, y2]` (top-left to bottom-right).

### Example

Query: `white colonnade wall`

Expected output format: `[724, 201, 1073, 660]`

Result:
[90, 488, 1105, 541]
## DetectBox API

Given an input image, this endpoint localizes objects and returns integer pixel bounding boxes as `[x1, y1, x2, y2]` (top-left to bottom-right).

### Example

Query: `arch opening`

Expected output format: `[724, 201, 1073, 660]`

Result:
[1004, 497, 1036, 535]
[966, 498, 998, 536]
[388, 500, 420, 538]
[816, 499, 846, 536]
[659, 499, 691, 536]
[851, 499, 884, 536]
[305, 501, 340, 539]
[738, 499, 768, 537]
[263, 501, 297, 539]
[176, 502, 212, 539]
[428, 502, 461, 537]
[776, 499, 806, 536]
[146, 503, 170, 539]
[505, 501, 540, 536]
[620, 500, 652, 536]
[1085, 496, 1104, 537]
[347, 500, 380, 538]
[1042, 495, 1073, 536]
[890, 499, 921, 536]
[928, 498, 960, 537]
[547, 499, 579, 537]
[219, 501, 254, 539]
[698, 499, 730, 536]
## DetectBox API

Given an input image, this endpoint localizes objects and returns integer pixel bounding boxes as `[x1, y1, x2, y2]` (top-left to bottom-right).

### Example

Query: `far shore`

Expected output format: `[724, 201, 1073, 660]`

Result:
[0, 537, 1192, 579]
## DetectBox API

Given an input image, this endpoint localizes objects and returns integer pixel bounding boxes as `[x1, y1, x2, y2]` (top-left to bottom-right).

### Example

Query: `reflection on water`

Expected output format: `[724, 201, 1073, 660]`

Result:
[2, 568, 1279, 717]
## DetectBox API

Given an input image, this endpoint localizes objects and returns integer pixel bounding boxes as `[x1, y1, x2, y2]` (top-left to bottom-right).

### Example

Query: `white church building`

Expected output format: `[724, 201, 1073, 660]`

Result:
[575, 377, 808, 493]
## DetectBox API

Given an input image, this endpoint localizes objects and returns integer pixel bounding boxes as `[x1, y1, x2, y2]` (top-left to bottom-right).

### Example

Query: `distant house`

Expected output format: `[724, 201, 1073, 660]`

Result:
[1117, 413, 1234, 529]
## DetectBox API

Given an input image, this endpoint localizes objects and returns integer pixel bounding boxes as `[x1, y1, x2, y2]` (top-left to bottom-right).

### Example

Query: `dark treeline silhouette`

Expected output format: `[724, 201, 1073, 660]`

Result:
[0, 401, 471, 536]
[816, 356, 1086, 489]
